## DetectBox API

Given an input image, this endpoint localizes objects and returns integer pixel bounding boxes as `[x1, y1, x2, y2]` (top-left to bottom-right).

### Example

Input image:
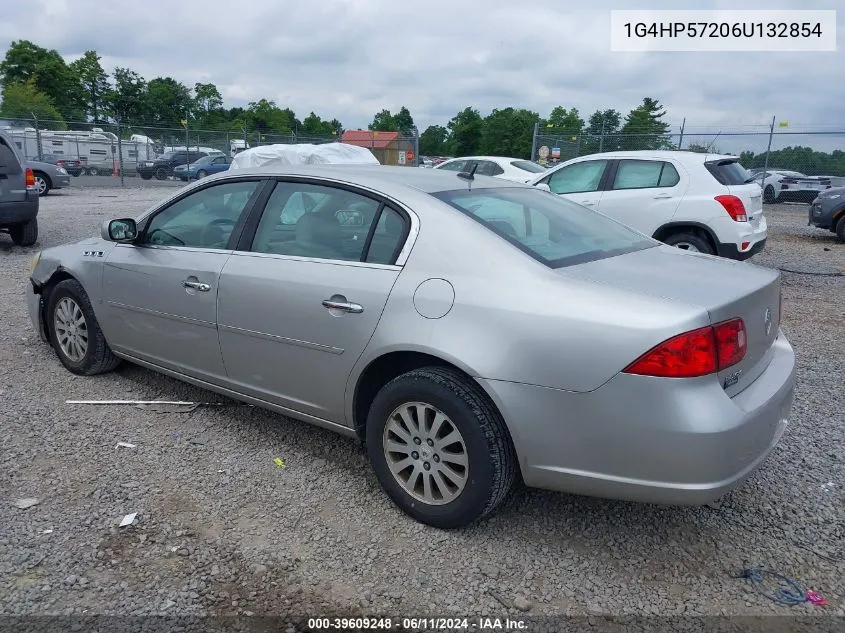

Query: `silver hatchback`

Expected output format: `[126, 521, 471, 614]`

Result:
[27, 165, 795, 528]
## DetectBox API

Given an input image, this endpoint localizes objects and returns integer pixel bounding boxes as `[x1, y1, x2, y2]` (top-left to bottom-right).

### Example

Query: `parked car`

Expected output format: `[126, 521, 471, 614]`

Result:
[435, 156, 548, 182]
[173, 154, 232, 181]
[530, 150, 767, 260]
[137, 150, 219, 180]
[0, 129, 39, 246]
[750, 169, 835, 204]
[37, 153, 84, 177]
[26, 159, 71, 196]
[26, 165, 794, 528]
[808, 186, 845, 242]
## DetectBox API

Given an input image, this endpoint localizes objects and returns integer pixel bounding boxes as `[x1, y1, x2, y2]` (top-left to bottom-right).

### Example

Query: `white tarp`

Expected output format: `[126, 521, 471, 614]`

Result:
[229, 142, 379, 170]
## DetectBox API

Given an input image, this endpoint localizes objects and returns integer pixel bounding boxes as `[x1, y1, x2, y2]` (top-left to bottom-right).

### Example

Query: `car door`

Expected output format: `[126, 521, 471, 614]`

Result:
[210, 156, 230, 174]
[537, 159, 608, 208]
[99, 178, 265, 382]
[594, 159, 686, 235]
[216, 179, 411, 424]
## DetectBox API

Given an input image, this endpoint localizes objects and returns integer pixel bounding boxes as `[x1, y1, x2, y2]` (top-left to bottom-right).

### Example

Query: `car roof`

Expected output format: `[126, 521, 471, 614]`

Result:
[569, 150, 742, 165]
[206, 164, 525, 194]
[441, 156, 526, 163]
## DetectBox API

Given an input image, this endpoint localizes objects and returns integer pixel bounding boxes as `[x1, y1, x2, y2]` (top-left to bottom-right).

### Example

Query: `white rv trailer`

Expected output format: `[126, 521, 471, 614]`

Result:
[0, 126, 158, 175]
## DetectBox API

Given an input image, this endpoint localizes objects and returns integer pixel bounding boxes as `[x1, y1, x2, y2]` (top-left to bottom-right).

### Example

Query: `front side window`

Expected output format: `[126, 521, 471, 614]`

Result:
[433, 186, 655, 268]
[546, 160, 608, 194]
[613, 160, 680, 190]
[251, 182, 407, 263]
[511, 160, 547, 174]
[143, 180, 260, 249]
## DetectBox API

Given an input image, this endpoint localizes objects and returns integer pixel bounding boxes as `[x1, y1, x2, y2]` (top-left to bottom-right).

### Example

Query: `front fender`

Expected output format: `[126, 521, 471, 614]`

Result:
[31, 237, 117, 311]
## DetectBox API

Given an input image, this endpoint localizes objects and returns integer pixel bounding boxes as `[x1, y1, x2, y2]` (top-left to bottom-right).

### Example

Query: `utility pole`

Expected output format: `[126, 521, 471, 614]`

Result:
[677, 118, 686, 150]
[761, 115, 776, 183]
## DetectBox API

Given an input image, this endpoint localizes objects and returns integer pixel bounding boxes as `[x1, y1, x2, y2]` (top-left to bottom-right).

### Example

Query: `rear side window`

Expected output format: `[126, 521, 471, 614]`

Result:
[705, 160, 751, 185]
[0, 137, 23, 175]
[612, 160, 680, 190]
[510, 160, 547, 174]
[437, 160, 466, 172]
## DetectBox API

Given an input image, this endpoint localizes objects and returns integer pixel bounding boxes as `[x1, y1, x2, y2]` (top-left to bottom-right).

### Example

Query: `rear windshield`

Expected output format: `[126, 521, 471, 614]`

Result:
[705, 159, 753, 185]
[510, 160, 547, 174]
[0, 137, 23, 174]
[432, 187, 656, 269]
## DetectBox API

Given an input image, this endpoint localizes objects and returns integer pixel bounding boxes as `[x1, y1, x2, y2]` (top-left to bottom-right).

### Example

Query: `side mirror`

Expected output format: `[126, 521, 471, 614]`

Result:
[535, 182, 552, 193]
[102, 218, 138, 242]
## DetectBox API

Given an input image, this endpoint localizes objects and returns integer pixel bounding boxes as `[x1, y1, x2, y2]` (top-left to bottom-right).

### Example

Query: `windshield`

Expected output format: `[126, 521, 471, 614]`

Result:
[432, 187, 656, 269]
[510, 160, 547, 174]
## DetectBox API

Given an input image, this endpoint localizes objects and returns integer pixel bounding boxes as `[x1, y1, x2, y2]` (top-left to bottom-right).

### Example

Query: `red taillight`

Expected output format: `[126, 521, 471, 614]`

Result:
[623, 319, 746, 378]
[623, 326, 717, 378]
[25, 167, 35, 190]
[741, 241, 750, 251]
[715, 195, 747, 222]
[713, 318, 746, 370]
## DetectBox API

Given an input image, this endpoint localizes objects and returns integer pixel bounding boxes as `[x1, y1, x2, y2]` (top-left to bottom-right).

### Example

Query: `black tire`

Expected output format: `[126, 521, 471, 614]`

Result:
[87, 167, 99, 176]
[154, 167, 168, 180]
[9, 218, 38, 246]
[33, 172, 51, 196]
[763, 185, 776, 204]
[196, 169, 208, 179]
[366, 366, 517, 529]
[46, 279, 121, 376]
[140, 173, 153, 181]
[663, 232, 715, 255]
[836, 216, 845, 243]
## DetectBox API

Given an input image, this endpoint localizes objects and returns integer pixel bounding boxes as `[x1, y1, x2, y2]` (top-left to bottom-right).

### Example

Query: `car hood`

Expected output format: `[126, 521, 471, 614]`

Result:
[817, 185, 845, 197]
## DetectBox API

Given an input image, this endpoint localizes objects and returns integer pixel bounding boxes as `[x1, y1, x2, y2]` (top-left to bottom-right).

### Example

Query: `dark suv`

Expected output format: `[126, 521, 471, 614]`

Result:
[138, 150, 210, 180]
[0, 130, 39, 246]
[808, 186, 845, 242]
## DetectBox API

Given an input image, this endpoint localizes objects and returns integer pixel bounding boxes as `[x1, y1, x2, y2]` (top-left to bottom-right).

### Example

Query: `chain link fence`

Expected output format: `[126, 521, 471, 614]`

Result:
[532, 123, 845, 182]
[0, 115, 420, 185]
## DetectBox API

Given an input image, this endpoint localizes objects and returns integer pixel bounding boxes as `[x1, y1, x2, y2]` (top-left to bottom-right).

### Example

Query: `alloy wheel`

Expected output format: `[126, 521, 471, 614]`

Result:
[54, 297, 88, 362]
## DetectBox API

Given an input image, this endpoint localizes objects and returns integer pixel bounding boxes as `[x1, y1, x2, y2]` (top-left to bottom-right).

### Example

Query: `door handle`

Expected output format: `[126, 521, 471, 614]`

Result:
[580, 201, 596, 206]
[182, 279, 211, 292]
[654, 193, 672, 199]
[322, 299, 364, 314]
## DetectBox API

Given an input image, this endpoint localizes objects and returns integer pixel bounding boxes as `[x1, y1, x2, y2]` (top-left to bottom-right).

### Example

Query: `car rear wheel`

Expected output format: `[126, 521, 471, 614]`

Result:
[87, 167, 99, 176]
[47, 279, 121, 376]
[154, 167, 168, 180]
[33, 172, 51, 196]
[366, 366, 516, 529]
[663, 232, 715, 255]
[9, 218, 38, 246]
[763, 185, 776, 204]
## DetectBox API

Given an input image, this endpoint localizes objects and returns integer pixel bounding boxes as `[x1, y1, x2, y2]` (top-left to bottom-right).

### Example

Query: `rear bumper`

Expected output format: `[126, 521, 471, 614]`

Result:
[479, 331, 795, 505]
[718, 237, 767, 261]
[0, 193, 39, 226]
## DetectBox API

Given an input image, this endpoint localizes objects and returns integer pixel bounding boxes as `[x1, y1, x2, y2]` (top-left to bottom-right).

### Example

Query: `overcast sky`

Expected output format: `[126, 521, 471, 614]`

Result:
[1, 0, 842, 146]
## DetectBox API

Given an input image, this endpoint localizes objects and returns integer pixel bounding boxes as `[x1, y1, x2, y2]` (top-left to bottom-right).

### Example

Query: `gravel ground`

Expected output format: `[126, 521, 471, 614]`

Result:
[1, 190, 843, 626]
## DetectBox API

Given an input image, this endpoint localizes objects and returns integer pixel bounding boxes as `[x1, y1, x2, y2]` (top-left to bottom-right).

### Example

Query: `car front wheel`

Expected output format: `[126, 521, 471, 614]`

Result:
[366, 366, 517, 529]
[154, 167, 168, 180]
[47, 279, 121, 376]
[763, 185, 777, 204]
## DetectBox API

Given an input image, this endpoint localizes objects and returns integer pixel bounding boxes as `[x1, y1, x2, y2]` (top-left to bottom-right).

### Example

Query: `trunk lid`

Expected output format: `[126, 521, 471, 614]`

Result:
[704, 156, 764, 224]
[561, 245, 782, 395]
[727, 181, 764, 225]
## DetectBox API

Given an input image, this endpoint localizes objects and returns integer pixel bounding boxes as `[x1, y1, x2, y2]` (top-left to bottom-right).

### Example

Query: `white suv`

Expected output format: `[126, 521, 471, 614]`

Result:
[529, 151, 767, 260]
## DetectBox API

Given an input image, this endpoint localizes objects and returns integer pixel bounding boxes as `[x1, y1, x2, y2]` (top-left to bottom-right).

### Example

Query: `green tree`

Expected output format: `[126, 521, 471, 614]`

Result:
[393, 106, 415, 135]
[69, 50, 110, 122]
[446, 107, 483, 156]
[619, 97, 672, 151]
[247, 99, 298, 135]
[480, 107, 541, 158]
[145, 77, 193, 126]
[193, 82, 224, 126]
[369, 109, 397, 132]
[419, 125, 449, 156]
[301, 112, 341, 137]
[106, 67, 147, 122]
[581, 109, 622, 153]
[0, 40, 85, 121]
[546, 106, 584, 136]
[0, 79, 65, 126]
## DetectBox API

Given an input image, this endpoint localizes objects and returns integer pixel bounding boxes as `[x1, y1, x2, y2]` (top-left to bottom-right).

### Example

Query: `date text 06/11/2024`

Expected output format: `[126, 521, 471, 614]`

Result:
[307, 617, 528, 630]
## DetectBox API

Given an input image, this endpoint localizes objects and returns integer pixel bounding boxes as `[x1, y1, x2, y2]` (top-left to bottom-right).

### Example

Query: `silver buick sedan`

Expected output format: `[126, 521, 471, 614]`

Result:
[26, 165, 795, 528]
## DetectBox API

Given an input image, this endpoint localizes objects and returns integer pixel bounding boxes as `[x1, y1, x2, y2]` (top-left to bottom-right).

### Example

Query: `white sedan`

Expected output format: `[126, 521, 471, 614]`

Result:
[434, 156, 548, 182]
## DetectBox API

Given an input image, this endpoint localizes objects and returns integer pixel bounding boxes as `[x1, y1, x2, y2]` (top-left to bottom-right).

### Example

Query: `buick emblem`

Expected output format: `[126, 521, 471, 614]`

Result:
[764, 307, 773, 336]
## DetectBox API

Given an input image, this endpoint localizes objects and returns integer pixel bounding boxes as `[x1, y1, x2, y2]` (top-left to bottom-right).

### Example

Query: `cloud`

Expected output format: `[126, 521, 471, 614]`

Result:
[1, 0, 841, 137]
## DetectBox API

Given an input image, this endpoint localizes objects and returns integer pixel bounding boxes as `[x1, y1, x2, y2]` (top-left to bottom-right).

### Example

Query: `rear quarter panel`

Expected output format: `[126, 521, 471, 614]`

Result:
[347, 195, 710, 417]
